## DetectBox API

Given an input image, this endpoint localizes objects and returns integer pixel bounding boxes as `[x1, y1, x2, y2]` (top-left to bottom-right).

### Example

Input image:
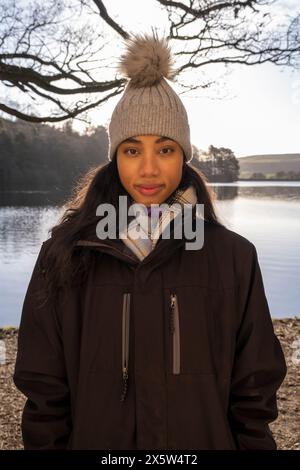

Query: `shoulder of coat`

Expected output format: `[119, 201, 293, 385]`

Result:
[205, 222, 255, 256]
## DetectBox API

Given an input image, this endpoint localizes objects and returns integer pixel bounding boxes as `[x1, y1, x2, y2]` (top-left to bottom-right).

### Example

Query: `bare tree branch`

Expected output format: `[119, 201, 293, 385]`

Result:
[156, 0, 261, 18]
[0, 86, 124, 122]
[0, 60, 125, 94]
[154, 0, 300, 78]
[91, 0, 129, 39]
[0, 0, 299, 124]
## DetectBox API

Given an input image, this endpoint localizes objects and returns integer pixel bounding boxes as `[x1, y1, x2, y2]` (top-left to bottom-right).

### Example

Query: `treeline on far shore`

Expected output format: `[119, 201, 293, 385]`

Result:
[0, 118, 109, 192]
[240, 171, 300, 181]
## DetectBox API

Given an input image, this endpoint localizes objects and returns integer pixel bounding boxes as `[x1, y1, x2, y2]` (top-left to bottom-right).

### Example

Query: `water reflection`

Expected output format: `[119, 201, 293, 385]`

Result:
[0, 189, 70, 207]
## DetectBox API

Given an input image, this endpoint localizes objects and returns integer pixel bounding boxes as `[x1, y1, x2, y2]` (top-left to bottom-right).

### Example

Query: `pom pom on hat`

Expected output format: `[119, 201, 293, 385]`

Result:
[117, 32, 178, 88]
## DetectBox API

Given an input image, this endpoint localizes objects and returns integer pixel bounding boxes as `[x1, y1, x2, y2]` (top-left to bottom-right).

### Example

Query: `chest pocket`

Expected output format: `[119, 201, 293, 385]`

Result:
[166, 285, 234, 376]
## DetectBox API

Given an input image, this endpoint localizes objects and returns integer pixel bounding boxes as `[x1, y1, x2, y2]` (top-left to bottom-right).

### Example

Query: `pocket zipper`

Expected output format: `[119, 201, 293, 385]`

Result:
[121, 292, 131, 402]
[170, 293, 180, 374]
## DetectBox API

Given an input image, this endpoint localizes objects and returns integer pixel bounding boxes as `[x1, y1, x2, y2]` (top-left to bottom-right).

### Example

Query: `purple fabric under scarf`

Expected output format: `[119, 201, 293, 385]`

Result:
[146, 205, 163, 219]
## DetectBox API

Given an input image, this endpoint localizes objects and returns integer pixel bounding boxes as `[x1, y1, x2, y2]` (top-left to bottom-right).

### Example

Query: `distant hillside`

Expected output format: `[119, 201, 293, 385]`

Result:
[238, 154, 300, 178]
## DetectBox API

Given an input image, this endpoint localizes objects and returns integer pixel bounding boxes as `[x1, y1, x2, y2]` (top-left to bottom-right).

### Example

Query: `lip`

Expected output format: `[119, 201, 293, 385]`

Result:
[135, 184, 164, 196]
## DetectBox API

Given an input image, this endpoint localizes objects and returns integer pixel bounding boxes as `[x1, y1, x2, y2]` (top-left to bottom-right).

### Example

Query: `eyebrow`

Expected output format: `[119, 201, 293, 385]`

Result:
[121, 136, 175, 145]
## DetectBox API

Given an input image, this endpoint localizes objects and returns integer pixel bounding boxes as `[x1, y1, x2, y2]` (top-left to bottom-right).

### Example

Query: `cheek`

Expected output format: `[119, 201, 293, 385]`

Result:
[117, 157, 132, 186]
[165, 161, 183, 187]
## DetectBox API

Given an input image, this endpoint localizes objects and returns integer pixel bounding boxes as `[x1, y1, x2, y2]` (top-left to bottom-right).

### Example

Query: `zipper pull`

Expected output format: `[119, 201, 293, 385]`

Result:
[169, 294, 176, 334]
[120, 366, 128, 402]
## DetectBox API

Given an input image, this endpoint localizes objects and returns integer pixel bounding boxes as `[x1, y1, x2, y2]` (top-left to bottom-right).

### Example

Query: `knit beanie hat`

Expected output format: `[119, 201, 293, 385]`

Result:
[107, 32, 193, 163]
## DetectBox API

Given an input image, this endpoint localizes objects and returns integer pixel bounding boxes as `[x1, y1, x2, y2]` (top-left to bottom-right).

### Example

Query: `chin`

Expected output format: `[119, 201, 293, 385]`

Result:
[135, 198, 159, 207]
[131, 190, 167, 206]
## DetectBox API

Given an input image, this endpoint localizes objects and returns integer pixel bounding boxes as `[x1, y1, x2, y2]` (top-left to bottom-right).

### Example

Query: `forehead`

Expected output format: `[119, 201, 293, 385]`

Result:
[120, 135, 176, 145]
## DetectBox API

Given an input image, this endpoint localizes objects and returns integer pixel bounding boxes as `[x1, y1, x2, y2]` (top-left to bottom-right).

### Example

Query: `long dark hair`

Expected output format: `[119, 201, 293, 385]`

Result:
[41, 153, 224, 306]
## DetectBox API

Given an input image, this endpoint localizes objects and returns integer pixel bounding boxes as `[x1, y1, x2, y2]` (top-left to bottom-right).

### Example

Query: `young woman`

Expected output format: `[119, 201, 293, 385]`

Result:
[13, 33, 287, 450]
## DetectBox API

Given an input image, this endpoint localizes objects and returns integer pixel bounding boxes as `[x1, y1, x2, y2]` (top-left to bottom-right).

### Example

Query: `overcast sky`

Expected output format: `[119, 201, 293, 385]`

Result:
[70, 0, 299, 158]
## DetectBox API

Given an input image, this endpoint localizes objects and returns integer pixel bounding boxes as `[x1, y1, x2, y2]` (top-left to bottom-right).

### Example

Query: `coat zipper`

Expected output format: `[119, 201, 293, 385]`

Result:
[121, 292, 131, 402]
[170, 293, 180, 374]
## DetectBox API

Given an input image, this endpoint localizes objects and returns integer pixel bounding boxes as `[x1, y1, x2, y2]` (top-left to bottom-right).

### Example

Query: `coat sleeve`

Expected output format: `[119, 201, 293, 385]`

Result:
[228, 242, 287, 450]
[13, 241, 72, 450]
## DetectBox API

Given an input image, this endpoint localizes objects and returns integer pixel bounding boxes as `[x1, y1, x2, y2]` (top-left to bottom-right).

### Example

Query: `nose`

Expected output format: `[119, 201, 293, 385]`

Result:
[138, 153, 159, 177]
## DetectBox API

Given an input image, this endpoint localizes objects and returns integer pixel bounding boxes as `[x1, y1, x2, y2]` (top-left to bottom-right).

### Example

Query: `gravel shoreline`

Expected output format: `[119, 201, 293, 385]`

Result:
[0, 318, 299, 450]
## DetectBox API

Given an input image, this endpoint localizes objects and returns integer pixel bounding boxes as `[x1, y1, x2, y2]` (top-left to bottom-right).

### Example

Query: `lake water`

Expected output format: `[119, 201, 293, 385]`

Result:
[0, 181, 299, 326]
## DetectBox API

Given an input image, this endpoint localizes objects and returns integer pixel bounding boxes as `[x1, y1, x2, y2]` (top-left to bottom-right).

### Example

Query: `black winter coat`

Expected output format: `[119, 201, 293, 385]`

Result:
[13, 207, 287, 450]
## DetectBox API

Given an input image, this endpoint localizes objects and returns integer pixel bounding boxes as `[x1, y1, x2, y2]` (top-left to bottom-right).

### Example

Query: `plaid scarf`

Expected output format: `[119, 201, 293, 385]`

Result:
[119, 185, 197, 261]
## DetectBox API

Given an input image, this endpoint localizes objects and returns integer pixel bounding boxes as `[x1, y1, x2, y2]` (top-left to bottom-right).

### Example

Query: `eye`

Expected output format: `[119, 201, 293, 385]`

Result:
[124, 148, 139, 156]
[160, 147, 175, 154]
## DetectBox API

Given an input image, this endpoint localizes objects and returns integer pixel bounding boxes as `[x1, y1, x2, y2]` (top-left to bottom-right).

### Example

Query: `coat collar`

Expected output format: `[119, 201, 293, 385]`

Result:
[75, 204, 201, 272]
[75, 184, 202, 270]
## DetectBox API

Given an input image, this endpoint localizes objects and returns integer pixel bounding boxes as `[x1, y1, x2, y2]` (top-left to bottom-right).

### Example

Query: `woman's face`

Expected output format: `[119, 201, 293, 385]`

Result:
[116, 134, 184, 206]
